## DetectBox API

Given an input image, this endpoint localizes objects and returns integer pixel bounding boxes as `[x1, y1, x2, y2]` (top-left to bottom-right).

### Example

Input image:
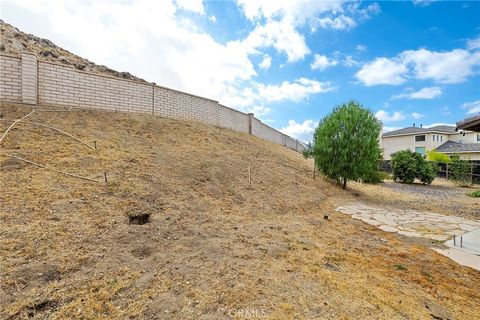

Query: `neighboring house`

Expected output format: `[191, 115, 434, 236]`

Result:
[457, 114, 480, 132]
[381, 124, 480, 160]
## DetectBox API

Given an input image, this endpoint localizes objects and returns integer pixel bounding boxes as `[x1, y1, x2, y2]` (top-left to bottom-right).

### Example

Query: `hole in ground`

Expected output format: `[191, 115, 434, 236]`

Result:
[128, 213, 150, 225]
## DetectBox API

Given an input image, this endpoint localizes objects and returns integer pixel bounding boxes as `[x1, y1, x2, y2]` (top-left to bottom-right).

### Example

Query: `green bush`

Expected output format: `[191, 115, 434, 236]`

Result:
[449, 159, 472, 187]
[391, 150, 417, 184]
[417, 161, 436, 185]
[467, 190, 480, 198]
[391, 150, 435, 185]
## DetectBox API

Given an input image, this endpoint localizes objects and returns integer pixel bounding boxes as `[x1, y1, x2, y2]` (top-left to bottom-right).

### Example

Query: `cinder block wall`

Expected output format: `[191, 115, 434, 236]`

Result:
[154, 85, 219, 126]
[0, 53, 305, 153]
[0, 54, 22, 102]
[38, 61, 153, 114]
[218, 104, 250, 133]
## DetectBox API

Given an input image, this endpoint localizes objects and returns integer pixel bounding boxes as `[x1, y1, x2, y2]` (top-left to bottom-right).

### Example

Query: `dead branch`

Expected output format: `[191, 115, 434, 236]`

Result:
[0, 109, 36, 144]
[0, 119, 95, 150]
[2, 153, 101, 183]
[36, 106, 74, 112]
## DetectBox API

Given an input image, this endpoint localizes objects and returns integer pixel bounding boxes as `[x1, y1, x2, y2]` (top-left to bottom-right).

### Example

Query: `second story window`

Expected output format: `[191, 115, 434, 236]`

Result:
[477, 134, 480, 142]
[415, 135, 426, 142]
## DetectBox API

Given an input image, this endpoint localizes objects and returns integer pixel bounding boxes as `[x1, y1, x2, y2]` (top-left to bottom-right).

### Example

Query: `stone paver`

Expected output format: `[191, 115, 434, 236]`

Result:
[336, 203, 480, 241]
[336, 202, 480, 270]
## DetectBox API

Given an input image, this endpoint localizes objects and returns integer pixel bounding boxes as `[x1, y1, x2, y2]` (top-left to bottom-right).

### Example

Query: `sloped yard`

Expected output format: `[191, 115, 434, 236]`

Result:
[1, 104, 479, 319]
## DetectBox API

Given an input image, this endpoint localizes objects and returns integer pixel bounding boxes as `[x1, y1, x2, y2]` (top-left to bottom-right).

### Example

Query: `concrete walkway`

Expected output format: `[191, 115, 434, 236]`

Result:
[336, 203, 480, 271]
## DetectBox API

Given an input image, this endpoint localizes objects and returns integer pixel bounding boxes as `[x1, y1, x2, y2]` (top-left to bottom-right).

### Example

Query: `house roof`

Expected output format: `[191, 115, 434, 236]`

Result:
[382, 125, 456, 137]
[456, 114, 480, 132]
[436, 140, 480, 153]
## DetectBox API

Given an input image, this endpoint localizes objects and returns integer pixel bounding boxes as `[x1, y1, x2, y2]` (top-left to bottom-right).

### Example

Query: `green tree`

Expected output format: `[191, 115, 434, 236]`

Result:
[426, 150, 451, 163]
[313, 101, 381, 189]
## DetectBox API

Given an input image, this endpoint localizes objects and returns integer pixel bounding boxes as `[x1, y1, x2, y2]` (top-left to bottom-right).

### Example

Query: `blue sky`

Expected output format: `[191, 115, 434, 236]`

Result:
[2, 0, 480, 141]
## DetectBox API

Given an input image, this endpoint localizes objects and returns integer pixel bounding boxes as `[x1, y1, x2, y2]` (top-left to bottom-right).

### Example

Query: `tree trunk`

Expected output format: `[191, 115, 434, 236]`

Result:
[342, 177, 347, 189]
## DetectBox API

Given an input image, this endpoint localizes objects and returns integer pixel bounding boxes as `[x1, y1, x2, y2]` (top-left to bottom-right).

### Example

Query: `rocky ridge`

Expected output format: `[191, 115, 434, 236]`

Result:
[0, 19, 146, 82]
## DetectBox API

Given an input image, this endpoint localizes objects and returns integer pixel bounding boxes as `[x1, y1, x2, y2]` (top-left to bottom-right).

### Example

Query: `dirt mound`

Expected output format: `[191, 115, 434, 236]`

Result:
[0, 104, 479, 319]
[0, 20, 146, 82]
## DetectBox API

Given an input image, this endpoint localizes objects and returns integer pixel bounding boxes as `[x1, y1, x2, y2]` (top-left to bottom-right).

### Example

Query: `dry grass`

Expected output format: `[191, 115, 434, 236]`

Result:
[0, 104, 479, 319]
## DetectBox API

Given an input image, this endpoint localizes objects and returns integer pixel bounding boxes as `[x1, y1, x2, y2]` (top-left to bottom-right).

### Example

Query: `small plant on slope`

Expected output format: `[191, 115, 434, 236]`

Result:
[467, 190, 480, 197]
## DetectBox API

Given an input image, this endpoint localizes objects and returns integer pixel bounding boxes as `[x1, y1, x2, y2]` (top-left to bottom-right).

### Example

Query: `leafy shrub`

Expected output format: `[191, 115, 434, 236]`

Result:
[467, 190, 480, 198]
[417, 161, 436, 185]
[391, 150, 418, 184]
[449, 159, 472, 187]
[391, 150, 435, 184]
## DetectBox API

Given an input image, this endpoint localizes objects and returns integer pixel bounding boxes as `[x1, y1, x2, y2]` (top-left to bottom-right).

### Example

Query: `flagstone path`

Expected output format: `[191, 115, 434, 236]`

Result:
[336, 203, 480, 241]
[335, 202, 480, 270]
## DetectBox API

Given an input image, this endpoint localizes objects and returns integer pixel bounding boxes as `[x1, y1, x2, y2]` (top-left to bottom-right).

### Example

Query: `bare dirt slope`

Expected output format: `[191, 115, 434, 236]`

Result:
[1, 104, 479, 319]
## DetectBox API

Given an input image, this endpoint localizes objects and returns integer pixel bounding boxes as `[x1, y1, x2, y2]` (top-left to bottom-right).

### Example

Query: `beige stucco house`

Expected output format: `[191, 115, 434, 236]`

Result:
[381, 125, 480, 160]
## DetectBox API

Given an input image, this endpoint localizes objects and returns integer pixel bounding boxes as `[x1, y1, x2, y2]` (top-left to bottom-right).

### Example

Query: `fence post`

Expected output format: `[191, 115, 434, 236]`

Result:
[248, 113, 254, 135]
[21, 53, 38, 104]
[152, 83, 155, 116]
[446, 163, 449, 180]
[471, 162, 474, 185]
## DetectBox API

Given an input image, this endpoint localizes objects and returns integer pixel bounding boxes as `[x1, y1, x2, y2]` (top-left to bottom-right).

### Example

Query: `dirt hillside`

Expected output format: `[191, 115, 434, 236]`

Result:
[0, 104, 479, 319]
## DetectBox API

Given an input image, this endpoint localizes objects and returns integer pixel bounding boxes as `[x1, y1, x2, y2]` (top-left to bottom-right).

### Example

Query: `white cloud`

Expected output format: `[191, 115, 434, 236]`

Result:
[242, 20, 310, 62]
[236, 1, 381, 62]
[313, 15, 357, 30]
[175, 0, 205, 15]
[259, 54, 272, 70]
[280, 119, 317, 142]
[401, 49, 480, 83]
[256, 78, 336, 103]
[467, 37, 480, 51]
[411, 112, 424, 120]
[383, 126, 402, 133]
[236, 1, 343, 23]
[356, 44, 367, 52]
[461, 100, 480, 114]
[356, 58, 408, 86]
[412, 0, 437, 7]
[357, 47, 480, 86]
[424, 123, 455, 128]
[342, 55, 360, 67]
[219, 78, 335, 115]
[209, 15, 216, 23]
[249, 105, 271, 117]
[391, 86, 442, 100]
[375, 110, 406, 122]
[311, 54, 338, 71]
